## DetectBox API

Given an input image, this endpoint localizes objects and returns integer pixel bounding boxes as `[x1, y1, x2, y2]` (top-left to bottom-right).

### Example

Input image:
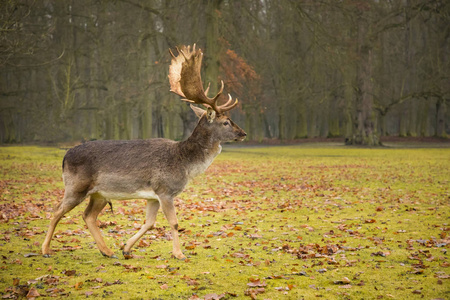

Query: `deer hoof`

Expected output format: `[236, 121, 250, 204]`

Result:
[100, 251, 116, 258]
[43, 254, 51, 258]
[123, 251, 133, 259]
[173, 254, 187, 260]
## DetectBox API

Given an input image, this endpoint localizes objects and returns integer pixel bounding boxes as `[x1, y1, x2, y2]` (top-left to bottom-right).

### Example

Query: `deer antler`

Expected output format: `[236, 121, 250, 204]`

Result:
[168, 44, 239, 114]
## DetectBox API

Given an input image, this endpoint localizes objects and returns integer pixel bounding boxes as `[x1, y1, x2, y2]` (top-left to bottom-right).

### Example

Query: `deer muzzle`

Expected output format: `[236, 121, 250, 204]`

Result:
[235, 130, 247, 141]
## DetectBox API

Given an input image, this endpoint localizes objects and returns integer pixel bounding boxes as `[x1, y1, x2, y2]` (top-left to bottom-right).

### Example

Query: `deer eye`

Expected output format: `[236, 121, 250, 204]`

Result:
[223, 121, 230, 126]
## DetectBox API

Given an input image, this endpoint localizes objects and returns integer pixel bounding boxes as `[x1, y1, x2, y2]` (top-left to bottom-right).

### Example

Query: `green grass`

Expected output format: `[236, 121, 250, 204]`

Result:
[0, 145, 449, 299]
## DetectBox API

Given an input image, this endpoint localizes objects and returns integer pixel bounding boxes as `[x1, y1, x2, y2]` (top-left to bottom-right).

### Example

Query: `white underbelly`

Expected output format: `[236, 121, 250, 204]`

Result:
[95, 190, 159, 200]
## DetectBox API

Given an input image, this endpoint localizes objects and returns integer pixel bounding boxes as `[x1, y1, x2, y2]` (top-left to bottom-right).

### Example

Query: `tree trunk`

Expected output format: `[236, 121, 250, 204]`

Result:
[296, 101, 308, 138]
[435, 98, 447, 138]
[347, 14, 380, 146]
[204, 0, 222, 96]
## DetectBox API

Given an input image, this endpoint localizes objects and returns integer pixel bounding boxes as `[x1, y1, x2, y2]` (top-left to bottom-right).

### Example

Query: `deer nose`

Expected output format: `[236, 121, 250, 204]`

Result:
[239, 131, 247, 137]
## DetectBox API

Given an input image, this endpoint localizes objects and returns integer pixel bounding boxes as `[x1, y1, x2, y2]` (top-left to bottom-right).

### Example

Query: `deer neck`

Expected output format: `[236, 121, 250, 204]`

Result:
[181, 119, 222, 156]
[178, 118, 222, 178]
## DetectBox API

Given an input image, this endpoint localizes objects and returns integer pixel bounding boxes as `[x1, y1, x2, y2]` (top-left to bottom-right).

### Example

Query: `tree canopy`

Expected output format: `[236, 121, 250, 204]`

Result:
[1, 0, 448, 145]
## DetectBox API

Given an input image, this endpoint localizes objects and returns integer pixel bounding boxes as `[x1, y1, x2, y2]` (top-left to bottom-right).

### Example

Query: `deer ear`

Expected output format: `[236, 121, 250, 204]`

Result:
[206, 107, 216, 123]
[190, 104, 206, 119]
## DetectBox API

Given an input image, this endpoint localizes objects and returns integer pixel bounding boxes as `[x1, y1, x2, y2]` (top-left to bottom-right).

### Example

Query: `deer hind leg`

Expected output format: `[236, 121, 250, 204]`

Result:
[160, 196, 186, 260]
[42, 190, 86, 257]
[123, 199, 160, 258]
[82, 194, 115, 258]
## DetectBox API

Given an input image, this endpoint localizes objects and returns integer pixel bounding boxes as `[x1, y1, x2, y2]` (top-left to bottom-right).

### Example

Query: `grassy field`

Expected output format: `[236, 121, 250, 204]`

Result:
[0, 144, 449, 299]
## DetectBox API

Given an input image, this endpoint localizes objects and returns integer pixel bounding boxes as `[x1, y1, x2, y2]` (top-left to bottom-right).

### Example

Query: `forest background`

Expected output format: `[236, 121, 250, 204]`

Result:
[1, 0, 449, 146]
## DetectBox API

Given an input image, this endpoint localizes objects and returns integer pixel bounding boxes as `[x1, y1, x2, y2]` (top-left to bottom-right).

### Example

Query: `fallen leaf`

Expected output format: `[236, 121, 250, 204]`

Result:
[333, 277, 351, 284]
[12, 278, 20, 286]
[249, 233, 263, 239]
[186, 279, 199, 286]
[26, 287, 40, 298]
[247, 280, 267, 287]
[103, 279, 123, 286]
[62, 269, 76, 276]
[339, 284, 352, 289]
[155, 264, 167, 269]
[138, 239, 150, 247]
[244, 288, 265, 299]
[23, 253, 39, 258]
[292, 271, 308, 276]
[203, 293, 225, 300]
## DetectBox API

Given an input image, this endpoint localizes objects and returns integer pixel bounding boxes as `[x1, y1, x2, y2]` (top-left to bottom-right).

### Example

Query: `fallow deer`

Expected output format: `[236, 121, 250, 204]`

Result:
[42, 44, 246, 260]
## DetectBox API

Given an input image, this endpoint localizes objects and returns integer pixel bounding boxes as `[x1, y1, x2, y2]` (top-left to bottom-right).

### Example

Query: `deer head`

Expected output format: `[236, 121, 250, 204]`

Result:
[169, 44, 246, 142]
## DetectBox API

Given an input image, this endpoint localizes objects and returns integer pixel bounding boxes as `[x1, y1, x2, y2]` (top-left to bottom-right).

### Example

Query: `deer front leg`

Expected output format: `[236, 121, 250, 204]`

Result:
[83, 195, 116, 258]
[160, 196, 186, 260]
[123, 199, 160, 258]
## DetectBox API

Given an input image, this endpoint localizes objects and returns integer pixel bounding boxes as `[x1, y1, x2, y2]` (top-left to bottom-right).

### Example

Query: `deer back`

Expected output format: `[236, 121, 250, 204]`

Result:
[62, 109, 245, 200]
[63, 139, 189, 199]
